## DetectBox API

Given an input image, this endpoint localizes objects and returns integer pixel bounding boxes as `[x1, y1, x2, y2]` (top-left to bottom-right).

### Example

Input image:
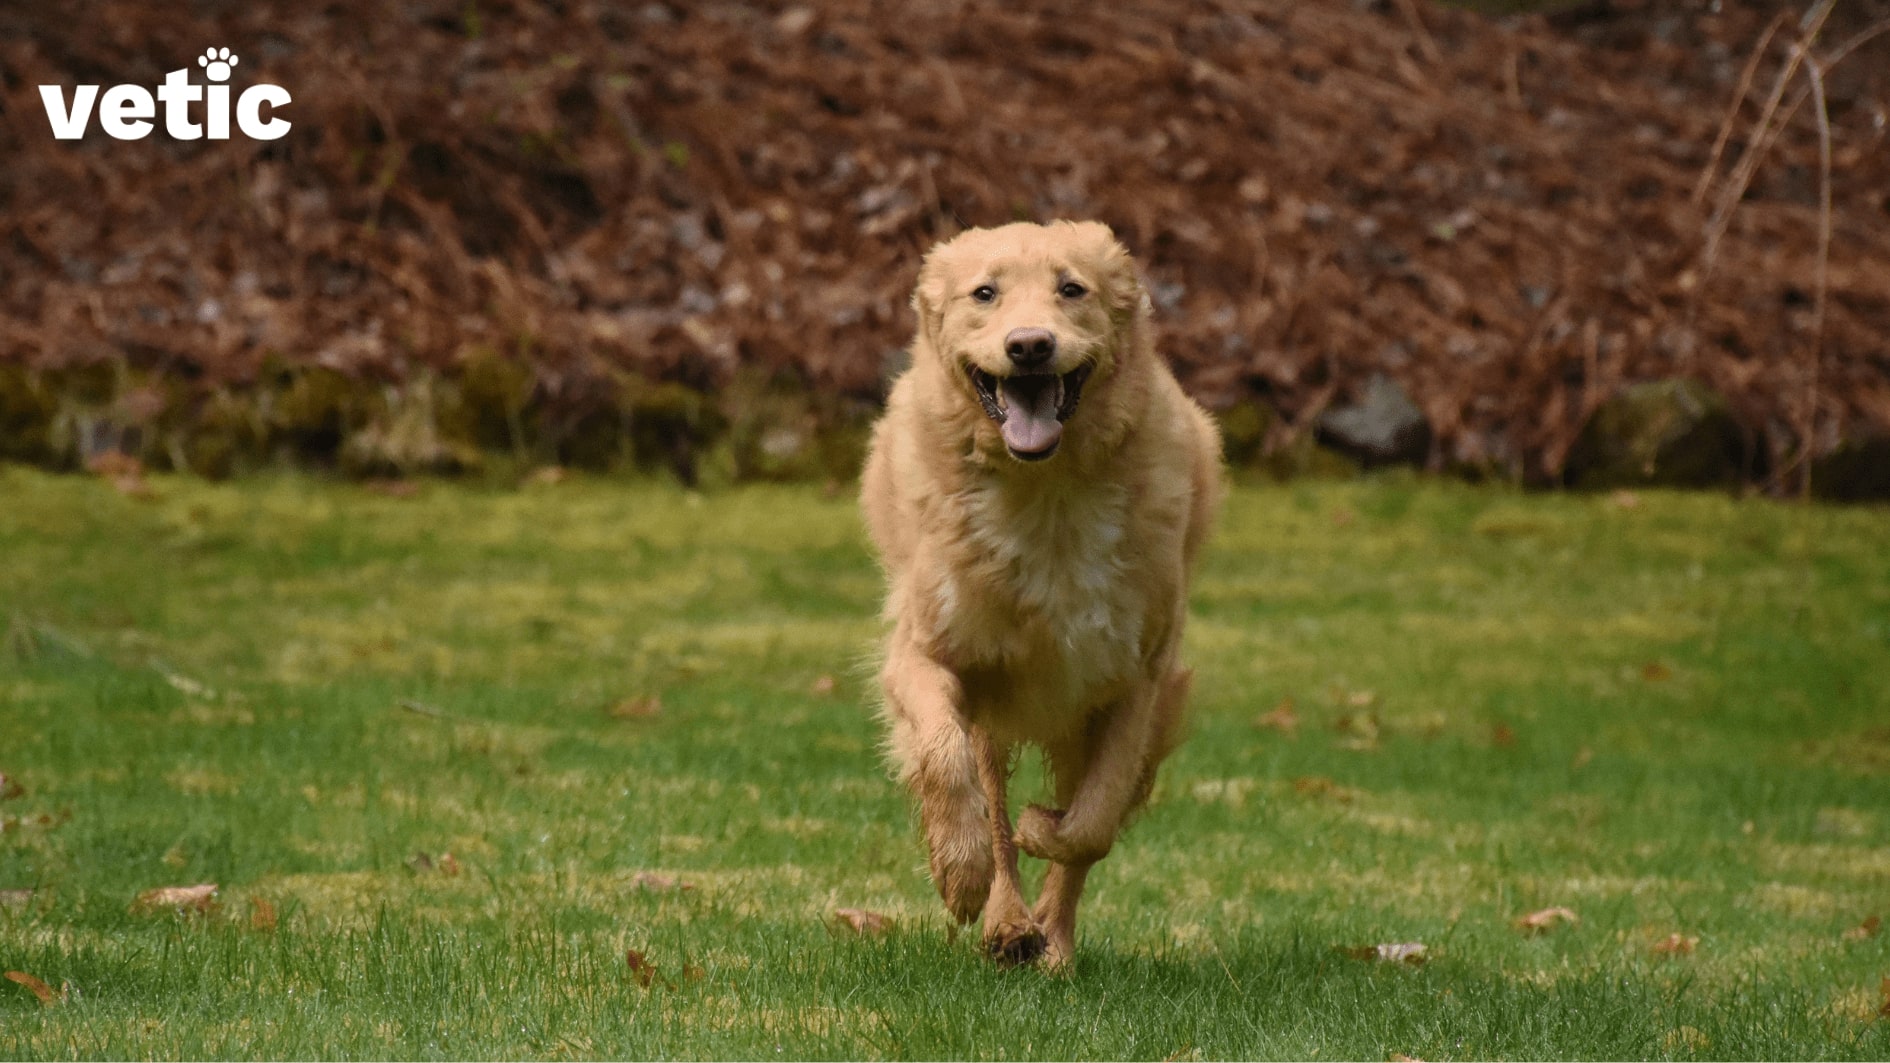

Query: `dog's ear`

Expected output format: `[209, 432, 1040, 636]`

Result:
[1071, 221, 1146, 323]
[911, 239, 958, 353]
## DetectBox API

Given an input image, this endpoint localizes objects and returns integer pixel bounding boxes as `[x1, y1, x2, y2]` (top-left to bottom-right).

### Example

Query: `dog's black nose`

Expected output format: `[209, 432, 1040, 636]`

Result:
[1005, 328, 1057, 368]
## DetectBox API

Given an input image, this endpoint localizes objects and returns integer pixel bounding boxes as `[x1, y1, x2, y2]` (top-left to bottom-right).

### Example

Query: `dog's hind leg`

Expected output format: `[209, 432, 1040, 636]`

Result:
[970, 726, 1045, 965]
[1033, 859, 1092, 972]
[1130, 666, 1194, 812]
[1029, 735, 1095, 972]
[880, 637, 993, 925]
[1022, 667, 1194, 971]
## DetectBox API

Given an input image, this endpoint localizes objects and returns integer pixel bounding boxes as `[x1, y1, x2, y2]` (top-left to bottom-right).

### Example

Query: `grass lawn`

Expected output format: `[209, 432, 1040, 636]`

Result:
[2, 464, 1888, 1059]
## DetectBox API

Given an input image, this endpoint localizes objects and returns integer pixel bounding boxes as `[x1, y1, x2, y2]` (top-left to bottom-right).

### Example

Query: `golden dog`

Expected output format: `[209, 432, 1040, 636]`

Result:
[861, 221, 1222, 969]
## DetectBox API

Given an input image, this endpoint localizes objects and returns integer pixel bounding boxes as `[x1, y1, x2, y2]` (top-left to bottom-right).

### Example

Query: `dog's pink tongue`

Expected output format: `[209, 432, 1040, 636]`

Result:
[999, 378, 1063, 455]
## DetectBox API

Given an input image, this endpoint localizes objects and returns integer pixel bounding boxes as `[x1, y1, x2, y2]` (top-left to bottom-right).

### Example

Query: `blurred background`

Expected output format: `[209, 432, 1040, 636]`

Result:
[1, 0, 1886, 496]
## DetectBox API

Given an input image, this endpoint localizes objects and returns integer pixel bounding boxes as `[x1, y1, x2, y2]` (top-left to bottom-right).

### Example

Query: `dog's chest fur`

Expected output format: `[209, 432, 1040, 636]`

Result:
[928, 475, 1147, 735]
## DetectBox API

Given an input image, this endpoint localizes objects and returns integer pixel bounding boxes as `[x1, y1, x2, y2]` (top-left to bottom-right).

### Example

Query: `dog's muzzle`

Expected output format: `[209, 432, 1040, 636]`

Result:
[967, 362, 1094, 461]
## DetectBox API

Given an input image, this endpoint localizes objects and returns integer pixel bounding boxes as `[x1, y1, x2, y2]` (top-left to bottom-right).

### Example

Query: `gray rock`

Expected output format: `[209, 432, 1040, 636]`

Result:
[1811, 431, 1890, 502]
[1316, 373, 1430, 467]
[1566, 378, 1744, 489]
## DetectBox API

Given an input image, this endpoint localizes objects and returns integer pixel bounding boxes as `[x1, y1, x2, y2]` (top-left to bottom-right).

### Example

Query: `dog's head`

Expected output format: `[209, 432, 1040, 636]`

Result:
[911, 221, 1148, 463]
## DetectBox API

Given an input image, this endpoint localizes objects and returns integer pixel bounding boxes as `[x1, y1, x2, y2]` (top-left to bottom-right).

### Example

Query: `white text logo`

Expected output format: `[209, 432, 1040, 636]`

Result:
[39, 48, 291, 142]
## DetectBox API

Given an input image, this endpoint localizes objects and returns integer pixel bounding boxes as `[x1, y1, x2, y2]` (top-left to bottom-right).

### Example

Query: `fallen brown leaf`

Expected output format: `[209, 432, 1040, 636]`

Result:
[1641, 661, 1672, 682]
[0, 810, 69, 834]
[1515, 906, 1579, 934]
[0, 773, 22, 800]
[409, 851, 460, 876]
[249, 896, 278, 931]
[86, 452, 143, 478]
[1254, 697, 1299, 734]
[132, 883, 218, 914]
[1338, 942, 1428, 966]
[1293, 776, 1357, 803]
[1335, 710, 1380, 750]
[625, 949, 658, 988]
[1492, 723, 1516, 747]
[832, 907, 891, 935]
[1841, 915, 1881, 942]
[681, 963, 706, 982]
[611, 695, 663, 719]
[1652, 932, 1698, 956]
[5, 970, 56, 1005]
[809, 674, 837, 696]
[632, 871, 695, 893]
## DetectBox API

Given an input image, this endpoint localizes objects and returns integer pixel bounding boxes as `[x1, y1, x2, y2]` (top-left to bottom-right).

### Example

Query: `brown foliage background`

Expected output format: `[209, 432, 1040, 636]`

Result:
[1, 0, 1886, 487]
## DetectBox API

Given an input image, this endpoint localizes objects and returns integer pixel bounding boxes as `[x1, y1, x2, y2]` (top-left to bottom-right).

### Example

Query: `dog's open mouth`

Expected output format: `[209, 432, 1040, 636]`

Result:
[967, 363, 1094, 461]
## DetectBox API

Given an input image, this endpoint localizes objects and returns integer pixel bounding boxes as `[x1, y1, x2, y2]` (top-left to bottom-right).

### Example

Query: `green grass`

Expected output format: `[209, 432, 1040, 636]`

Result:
[2, 464, 1887, 1059]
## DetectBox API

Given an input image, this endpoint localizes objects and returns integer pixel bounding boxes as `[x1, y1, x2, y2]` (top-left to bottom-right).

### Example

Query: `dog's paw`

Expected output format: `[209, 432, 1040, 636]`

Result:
[1041, 936, 1077, 974]
[1016, 804, 1114, 864]
[983, 917, 1047, 967]
[1013, 804, 1068, 862]
[929, 846, 994, 925]
[922, 798, 994, 924]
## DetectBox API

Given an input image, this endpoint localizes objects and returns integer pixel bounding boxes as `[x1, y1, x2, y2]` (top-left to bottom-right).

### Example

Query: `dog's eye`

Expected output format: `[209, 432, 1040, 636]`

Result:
[971, 285, 996, 304]
[1059, 281, 1088, 299]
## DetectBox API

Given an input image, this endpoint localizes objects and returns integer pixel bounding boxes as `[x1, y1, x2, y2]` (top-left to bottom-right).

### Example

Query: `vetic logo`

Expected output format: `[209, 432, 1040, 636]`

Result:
[39, 48, 291, 142]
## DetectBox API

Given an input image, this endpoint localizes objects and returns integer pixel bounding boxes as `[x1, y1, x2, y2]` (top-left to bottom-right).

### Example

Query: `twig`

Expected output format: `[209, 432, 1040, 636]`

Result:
[1745, 21, 1890, 186]
[1797, 53, 1833, 500]
[1818, 20, 1890, 70]
[1504, 44, 1526, 112]
[1393, 0, 1445, 68]
[1209, 939, 1244, 994]
[1700, 0, 1834, 274]
[1692, 10, 1790, 205]
[1685, 2, 1839, 380]
[1724, 20, 1890, 195]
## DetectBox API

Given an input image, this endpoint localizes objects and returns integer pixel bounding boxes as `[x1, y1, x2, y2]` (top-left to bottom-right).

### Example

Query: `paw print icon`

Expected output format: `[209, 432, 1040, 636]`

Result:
[198, 47, 238, 82]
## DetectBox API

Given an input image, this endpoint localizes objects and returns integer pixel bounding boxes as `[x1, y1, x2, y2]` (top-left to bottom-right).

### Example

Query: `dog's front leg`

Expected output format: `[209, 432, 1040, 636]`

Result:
[880, 636, 993, 924]
[1014, 679, 1160, 866]
[969, 726, 1046, 964]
